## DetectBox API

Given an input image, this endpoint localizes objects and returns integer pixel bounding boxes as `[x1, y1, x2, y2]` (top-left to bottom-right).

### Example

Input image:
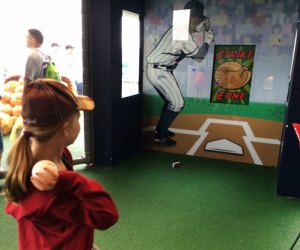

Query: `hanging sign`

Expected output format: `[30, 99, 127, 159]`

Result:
[210, 45, 256, 105]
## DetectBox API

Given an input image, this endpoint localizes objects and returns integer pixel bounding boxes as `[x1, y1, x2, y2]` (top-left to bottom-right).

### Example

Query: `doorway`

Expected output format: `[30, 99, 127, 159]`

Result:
[0, 0, 89, 167]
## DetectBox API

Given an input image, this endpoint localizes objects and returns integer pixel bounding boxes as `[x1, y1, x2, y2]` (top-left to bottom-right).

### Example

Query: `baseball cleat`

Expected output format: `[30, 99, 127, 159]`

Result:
[154, 135, 176, 146]
[167, 130, 175, 137]
[155, 130, 175, 137]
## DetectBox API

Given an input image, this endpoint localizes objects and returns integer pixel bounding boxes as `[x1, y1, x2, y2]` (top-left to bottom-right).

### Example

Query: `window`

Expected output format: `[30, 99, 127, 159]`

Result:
[0, 0, 88, 166]
[122, 10, 140, 98]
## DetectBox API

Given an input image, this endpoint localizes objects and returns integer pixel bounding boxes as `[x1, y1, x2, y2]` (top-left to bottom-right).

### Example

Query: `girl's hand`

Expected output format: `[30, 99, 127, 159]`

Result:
[30, 167, 59, 191]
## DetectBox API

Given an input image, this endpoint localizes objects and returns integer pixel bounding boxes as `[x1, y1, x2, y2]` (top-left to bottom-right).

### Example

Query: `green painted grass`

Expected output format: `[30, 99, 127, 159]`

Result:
[143, 94, 286, 122]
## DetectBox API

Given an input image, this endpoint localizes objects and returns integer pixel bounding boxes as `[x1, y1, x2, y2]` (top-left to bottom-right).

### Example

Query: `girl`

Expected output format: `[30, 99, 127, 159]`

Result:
[3, 79, 119, 250]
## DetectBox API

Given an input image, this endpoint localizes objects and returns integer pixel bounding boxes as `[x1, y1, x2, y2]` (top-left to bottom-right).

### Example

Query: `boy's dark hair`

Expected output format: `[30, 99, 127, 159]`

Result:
[184, 0, 205, 19]
[65, 45, 74, 50]
[28, 29, 44, 45]
[51, 43, 60, 47]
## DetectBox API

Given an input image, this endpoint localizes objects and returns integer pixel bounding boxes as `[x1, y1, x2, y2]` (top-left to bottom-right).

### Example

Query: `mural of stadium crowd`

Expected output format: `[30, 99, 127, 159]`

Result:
[143, 0, 298, 104]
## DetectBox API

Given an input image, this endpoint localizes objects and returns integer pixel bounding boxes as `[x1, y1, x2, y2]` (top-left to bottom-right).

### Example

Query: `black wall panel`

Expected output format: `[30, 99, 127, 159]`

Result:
[85, 0, 144, 166]
[277, 10, 300, 197]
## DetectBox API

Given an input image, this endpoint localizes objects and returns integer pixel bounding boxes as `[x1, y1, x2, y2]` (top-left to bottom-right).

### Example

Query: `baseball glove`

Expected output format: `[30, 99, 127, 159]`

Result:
[204, 27, 214, 45]
[215, 62, 252, 89]
[196, 17, 210, 32]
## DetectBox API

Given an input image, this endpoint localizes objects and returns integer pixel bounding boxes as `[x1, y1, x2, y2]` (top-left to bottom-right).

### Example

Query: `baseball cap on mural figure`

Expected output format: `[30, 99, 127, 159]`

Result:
[184, 0, 205, 19]
[22, 79, 95, 127]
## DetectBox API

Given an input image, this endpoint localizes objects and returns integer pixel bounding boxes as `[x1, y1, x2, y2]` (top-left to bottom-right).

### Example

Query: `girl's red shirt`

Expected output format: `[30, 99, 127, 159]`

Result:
[5, 148, 119, 250]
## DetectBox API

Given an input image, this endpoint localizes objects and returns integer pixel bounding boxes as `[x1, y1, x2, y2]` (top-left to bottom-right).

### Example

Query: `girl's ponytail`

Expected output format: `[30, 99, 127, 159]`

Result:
[4, 133, 33, 203]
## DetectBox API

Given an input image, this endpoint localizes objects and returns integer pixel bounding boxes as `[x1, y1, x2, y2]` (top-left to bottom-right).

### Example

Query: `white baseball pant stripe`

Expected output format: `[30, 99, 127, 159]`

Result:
[146, 64, 184, 112]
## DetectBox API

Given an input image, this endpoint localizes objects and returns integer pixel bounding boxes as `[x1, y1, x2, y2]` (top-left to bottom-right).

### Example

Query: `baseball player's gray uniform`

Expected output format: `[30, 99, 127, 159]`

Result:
[147, 28, 209, 112]
[146, 0, 214, 146]
[146, 24, 213, 145]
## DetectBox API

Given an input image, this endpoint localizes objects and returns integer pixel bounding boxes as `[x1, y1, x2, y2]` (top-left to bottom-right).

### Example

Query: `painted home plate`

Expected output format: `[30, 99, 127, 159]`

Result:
[205, 138, 243, 155]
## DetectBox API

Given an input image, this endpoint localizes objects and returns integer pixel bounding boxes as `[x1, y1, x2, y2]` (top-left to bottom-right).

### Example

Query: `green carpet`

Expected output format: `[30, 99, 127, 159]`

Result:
[1, 150, 300, 249]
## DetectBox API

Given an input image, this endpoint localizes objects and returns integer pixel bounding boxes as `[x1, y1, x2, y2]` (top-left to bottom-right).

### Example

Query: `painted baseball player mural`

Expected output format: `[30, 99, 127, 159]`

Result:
[146, 0, 214, 146]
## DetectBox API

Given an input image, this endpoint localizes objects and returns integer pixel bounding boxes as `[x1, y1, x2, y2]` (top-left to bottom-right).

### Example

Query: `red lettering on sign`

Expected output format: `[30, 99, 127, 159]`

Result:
[215, 91, 247, 101]
[225, 92, 232, 98]
[240, 92, 246, 100]
[217, 50, 255, 60]
[217, 51, 225, 60]
[217, 91, 224, 100]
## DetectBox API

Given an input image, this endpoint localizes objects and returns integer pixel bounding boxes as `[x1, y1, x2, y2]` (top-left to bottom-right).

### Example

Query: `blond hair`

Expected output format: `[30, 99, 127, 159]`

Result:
[4, 122, 65, 203]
